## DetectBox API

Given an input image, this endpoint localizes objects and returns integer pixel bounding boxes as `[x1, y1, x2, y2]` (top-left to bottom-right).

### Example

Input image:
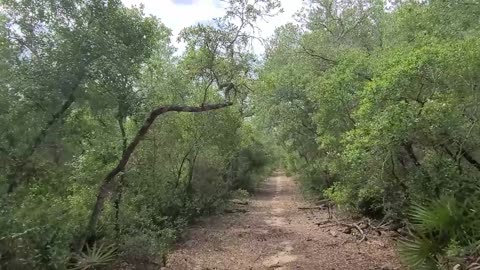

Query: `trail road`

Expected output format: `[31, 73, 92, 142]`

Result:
[166, 172, 402, 270]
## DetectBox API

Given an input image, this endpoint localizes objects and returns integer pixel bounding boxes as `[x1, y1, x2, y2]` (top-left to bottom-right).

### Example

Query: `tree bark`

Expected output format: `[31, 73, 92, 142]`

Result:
[441, 143, 480, 172]
[174, 140, 197, 189]
[183, 151, 199, 207]
[391, 153, 408, 196]
[114, 116, 128, 240]
[458, 148, 480, 171]
[402, 141, 420, 167]
[441, 144, 463, 173]
[401, 141, 433, 183]
[74, 102, 232, 253]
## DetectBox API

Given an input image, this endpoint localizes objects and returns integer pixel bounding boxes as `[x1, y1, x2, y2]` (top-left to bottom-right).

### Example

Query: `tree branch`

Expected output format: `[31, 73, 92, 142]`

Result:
[298, 42, 338, 64]
[175, 137, 199, 189]
[74, 101, 233, 253]
[458, 148, 480, 171]
[7, 74, 84, 193]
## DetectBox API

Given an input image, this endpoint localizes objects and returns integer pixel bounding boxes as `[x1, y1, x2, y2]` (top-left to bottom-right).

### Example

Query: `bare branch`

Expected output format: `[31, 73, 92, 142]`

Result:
[298, 42, 338, 64]
[74, 101, 233, 253]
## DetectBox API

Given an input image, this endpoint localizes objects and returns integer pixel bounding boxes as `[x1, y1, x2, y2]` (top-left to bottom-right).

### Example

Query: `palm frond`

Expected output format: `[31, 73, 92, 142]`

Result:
[410, 196, 460, 234]
[71, 243, 117, 270]
[399, 236, 439, 270]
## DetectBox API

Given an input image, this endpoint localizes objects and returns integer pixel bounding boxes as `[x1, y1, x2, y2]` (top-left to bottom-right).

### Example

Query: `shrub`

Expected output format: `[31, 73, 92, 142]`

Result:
[400, 190, 480, 269]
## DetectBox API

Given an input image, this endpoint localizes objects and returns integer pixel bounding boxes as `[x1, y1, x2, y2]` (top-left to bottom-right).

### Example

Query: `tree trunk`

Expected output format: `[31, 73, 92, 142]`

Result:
[175, 140, 197, 189]
[441, 143, 480, 171]
[183, 151, 199, 208]
[391, 153, 408, 196]
[401, 141, 433, 183]
[458, 148, 480, 171]
[114, 116, 128, 240]
[402, 141, 420, 167]
[73, 102, 232, 253]
[441, 144, 463, 173]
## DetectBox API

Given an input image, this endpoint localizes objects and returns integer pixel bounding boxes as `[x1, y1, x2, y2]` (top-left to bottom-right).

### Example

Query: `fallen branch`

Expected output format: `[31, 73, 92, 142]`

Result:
[231, 199, 248, 205]
[318, 216, 368, 242]
[314, 199, 331, 205]
[315, 220, 332, 226]
[318, 221, 367, 242]
[311, 209, 370, 242]
[298, 206, 324, 210]
[224, 208, 248, 213]
[338, 222, 366, 242]
[364, 218, 394, 236]
[317, 223, 337, 228]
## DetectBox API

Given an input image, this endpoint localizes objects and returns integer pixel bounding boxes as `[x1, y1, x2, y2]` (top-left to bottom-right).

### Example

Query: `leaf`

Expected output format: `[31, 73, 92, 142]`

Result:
[72, 243, 117, 270]
[410, 196, 461, 235]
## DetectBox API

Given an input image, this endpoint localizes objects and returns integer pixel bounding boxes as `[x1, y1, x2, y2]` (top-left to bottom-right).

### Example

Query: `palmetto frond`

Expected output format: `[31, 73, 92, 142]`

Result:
[400, 196, 464, 269]
[409, 196, 461, 235]
[399, 236, 440, 270]
[72, 243, 117, 270]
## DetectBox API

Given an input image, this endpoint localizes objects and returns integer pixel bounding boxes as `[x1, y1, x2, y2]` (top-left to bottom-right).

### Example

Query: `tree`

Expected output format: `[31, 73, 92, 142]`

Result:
[256, 0, 480, 267]
[0, 0, 279, 268]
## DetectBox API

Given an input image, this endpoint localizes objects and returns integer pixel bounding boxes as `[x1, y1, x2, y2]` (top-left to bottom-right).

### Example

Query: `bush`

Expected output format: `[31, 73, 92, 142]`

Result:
[226, 142, 272, 192]
[400, 190, 480, 270]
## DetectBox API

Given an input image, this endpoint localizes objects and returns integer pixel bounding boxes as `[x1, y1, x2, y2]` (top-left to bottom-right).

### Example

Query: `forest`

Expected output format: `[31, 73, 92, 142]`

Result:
[0, 0, 479, 269]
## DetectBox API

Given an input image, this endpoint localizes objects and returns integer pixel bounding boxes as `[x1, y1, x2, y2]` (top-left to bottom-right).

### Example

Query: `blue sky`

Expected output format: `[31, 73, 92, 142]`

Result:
[121, 0, 304, 53]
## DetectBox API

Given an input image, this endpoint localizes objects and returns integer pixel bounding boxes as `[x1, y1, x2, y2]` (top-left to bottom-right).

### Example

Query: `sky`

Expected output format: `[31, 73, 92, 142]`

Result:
[121, 0, 304, 53]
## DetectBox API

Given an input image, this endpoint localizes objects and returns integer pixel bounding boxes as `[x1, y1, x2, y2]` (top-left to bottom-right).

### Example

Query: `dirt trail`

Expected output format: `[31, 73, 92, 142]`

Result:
[166, 172, 402, 270]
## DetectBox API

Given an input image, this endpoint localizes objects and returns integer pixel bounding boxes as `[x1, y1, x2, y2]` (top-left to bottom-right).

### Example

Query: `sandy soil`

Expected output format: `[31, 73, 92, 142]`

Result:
[165, 172, 403, 270]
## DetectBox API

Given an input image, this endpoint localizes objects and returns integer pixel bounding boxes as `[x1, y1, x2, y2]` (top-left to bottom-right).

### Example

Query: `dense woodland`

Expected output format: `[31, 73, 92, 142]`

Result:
[0, 0, 479, 269]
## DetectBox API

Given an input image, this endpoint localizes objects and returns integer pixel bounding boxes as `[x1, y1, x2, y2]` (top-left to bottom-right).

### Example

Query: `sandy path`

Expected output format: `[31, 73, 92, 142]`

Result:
[165, 172, 402, 270]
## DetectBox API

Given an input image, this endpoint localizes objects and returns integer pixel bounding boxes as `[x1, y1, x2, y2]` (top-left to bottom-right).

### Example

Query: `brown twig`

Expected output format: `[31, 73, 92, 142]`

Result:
[338, 222, 366, 242]
[298, 206, 324, 210]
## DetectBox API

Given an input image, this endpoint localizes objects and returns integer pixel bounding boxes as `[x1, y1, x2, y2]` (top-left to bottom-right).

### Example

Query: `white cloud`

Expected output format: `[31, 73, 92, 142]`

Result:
[122, 0, 224, 36]
[121, 0, 304, 53]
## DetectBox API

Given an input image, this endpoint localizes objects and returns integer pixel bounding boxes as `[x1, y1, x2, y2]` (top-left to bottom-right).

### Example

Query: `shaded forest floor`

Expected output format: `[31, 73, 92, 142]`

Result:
[163, 172, 403, 270]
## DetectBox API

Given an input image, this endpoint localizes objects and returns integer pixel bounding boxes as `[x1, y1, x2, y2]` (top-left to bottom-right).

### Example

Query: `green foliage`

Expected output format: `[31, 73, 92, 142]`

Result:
[0, 0, 279, 268]
[399, 194, 480, 269]
[409, 197, 461, 235]
[231, 188, 250, 200]
[399, 236, 439, 270]
[254, 0, 480, 268]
